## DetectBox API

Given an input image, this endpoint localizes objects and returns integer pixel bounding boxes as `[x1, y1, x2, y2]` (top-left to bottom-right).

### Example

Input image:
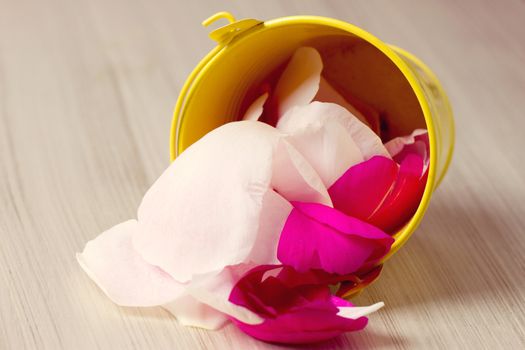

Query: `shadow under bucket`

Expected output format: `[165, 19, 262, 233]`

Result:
[170, 12, 455, 295]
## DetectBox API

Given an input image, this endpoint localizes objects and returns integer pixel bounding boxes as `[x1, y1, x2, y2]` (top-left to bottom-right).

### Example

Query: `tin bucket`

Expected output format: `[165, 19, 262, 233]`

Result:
[170, 12, 455, 294]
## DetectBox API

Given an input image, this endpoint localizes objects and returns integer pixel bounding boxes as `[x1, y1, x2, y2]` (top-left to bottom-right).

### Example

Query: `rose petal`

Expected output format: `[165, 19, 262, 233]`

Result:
[277, 102, 389, 187]
[385, 129, 428, 158]
[336, 302, 384, 319]
[277, 202, 394, 275]
[180, 264, 264, 327]
[278, 103, 363, 187]
[246, 191, 292, 264]
[385, 129, 429, 172]
[329, 151, 427, 233]
[314, 76, 371, 127]
[242, 92, 269, 121]
[328, 156, 398, 221]
[272, 139, 332, 206]
[133, 121, 330, 283]
[231, 306, 368, 344]
[229, 265, 378, 344]
[77, 220, 184, 306]
[162, 294, 230, 330]
[272, 47, 323, 118]
[368, 154, 427, 232]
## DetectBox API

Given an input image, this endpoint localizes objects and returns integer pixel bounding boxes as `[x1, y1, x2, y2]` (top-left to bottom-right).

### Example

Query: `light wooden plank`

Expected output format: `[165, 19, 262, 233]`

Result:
[1, 0, 524, 348]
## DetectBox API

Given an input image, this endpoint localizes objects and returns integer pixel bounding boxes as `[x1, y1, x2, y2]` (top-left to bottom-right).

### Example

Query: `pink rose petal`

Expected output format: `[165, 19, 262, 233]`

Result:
[246, 190, 292, 265]
[77, 220, 184, 306]
[314, 76, 371, 127]
[277, 102, 363, 187]
[242, 92, 269, 121]
[272, 139, 332, 206]
[179, 264, 264, 328]
[277, 202, 394, 275]
[277, 102, 389, 187]
[229, 265, 381, 344]
[133, 121, 330, 283]
[162, 294, 230, 330]
[162, 263, 266, 330]
[385, 129, 428, 158]
[272, 47, 323, 119]
[385, 129, 429, 173]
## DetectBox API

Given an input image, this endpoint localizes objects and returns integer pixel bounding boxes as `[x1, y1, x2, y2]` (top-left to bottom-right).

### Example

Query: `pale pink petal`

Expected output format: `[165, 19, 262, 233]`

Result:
[273, 47, 323, 118]
[315, 76, 371, 127]
[242, 93, 269, 121]
[185, 264, 264, 326]
[246, 191, 292, 265]
[337, 302, 384, 319]
[278, 106, 363, 187]
[133, 121, 329, 283]
[162, 294, 229, 330]
[272, 139, 332, 205]
[77, 220, 184, 306]
[164, 264, 266, 330]
[277, 102, 389, 187]
[385, 129, 428, 157]
[385, 129, 430, 173]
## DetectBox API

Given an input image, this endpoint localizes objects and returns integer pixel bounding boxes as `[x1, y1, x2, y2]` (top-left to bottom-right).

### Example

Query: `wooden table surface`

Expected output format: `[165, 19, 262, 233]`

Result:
[1, 0, 524, 349]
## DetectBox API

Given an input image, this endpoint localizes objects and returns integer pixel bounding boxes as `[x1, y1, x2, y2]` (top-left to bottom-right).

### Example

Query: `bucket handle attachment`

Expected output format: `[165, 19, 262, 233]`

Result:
[202, 11, 263, 45]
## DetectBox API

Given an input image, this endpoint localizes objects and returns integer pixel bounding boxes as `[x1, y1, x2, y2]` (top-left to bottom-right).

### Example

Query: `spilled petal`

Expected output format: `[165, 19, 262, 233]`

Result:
[133, 121, 329, 283]
[277, 202, 394, 275]
[229, 265, 377, 344]
[77, 220, 184, 306]
[184, 264, 264, 327]
[163, 294, 230, 330]
[246, 190, 292, 265]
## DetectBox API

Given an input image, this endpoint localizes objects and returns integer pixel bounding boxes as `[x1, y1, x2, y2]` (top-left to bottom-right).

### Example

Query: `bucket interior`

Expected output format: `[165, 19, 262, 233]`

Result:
[176, 22, 426, 151]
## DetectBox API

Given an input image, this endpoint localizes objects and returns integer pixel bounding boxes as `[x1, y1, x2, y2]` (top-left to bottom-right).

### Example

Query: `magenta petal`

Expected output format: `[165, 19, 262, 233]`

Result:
[232, 307, 368, 344]
[328, 156, 398, 221]
[327, 151, 427, 233]
[229, 265, 370, 344]
[369, 154, 427, 232]
[277, 202, 394, 275]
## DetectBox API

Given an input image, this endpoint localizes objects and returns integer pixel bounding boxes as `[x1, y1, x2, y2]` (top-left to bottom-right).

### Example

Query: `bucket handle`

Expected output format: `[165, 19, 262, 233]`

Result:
[202, 11, 263, 45]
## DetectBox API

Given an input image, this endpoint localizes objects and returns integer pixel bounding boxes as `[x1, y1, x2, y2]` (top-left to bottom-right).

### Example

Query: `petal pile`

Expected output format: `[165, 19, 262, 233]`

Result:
[228, 265, 383, 344]
[78, 45, 431, 345]
[78, 121, 331, 329]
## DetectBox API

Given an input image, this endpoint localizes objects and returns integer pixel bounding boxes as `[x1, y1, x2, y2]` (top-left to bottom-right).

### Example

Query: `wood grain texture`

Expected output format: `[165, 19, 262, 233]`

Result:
[1, 0, 524, 349]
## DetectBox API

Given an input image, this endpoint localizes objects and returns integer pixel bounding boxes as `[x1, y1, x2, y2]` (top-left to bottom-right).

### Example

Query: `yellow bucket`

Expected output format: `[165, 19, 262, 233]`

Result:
[170, 12, 455, 293]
